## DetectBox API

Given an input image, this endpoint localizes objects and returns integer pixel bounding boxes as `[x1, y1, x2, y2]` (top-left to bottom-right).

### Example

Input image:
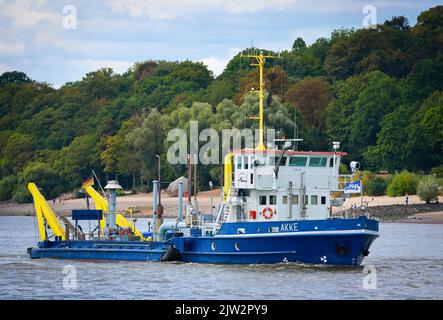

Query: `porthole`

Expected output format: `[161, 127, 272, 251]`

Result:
[211, 242, 216, 251]
[235, 242, 240, 251]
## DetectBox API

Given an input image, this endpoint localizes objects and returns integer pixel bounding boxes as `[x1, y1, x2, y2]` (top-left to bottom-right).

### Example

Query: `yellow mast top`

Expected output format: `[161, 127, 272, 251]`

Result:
[241, 50, 281, 151]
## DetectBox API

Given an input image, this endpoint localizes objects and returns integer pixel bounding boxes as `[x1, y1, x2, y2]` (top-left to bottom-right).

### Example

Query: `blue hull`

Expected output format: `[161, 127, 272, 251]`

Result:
[29, 216, 378, 266]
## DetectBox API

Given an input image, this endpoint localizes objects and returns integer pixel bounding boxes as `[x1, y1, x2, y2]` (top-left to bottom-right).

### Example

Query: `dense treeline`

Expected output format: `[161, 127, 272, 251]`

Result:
[0, 6, 442, 202]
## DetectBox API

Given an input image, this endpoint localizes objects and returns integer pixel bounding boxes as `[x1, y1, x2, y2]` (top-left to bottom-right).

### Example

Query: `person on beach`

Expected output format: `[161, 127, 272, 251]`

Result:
[405, 194, 409, 205]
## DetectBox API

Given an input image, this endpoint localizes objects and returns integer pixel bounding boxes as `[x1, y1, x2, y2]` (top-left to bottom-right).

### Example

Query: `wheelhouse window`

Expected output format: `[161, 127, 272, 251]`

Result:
[259, 196, 267, 205]
[311, 195, 318, 205]
[268, 156, 280, 166]
[309, 157, 327, 167]
[289, 157, 307, 166]
[292, 195, 299, 205]
[244, 156, 249, 169]
[237, 156, 242, 169]
[282, 196, 288, 204]
[270, 195, 277, 205]
[321, 196, 326, 205]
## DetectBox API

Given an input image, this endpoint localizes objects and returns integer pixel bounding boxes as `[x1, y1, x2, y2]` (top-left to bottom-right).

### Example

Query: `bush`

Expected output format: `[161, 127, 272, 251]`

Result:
[12, 184, 33, 203]
[0, 175, 17, 201]
[431, 165, 443, 178]
[417, 176, 439, 203]
[361, 171, 388, 196]
[387, 171, 419, 196]
[366, 176, 387, 196]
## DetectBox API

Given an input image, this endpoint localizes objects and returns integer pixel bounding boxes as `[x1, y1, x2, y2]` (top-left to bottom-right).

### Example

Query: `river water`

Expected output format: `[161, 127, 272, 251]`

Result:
[0, 216, 442, 300]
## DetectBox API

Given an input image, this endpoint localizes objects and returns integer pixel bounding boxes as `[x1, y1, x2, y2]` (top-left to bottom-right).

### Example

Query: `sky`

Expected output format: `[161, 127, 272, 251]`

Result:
[0, 0, 440, 88]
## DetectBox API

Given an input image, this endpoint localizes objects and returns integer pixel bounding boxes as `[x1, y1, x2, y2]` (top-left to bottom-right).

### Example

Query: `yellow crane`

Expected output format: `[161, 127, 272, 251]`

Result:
[28, 183, 66, 241]
[83, 185, 145, 240]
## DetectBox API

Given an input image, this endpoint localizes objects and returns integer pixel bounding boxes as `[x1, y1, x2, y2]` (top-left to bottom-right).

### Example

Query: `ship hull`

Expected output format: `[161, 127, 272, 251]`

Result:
[179, 233, 376, 266]
[29, 217, 378, 266]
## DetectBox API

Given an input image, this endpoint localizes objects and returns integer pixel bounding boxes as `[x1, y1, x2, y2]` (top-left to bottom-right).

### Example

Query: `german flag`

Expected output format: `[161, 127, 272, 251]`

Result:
[82, 176, 94, 188]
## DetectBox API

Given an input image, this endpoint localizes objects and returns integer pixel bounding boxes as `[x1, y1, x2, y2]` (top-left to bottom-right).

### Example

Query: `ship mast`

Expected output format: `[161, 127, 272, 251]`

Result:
[241, 50, 280, 151]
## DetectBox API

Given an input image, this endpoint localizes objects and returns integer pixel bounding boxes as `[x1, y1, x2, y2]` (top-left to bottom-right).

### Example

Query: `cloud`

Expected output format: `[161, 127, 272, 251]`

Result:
[0, 0, 60, 30]
[200, 47, 240, 76]
[200, 57, 228, 76]
[104, 0, 297, 19]
[0, 41, 26, 56]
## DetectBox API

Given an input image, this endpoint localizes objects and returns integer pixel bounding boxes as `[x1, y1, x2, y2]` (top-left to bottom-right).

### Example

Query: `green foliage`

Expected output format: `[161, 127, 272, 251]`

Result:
[325, 16, 416, 79]
[0, 175, 17, 201]
[2, 132, 36, 175]
[387, 171, 419, 196]
[365, 175, 388, 196]
[126, 109, 165, 181]
[55, 134, 98, 190]
[401, 56, 443, 104]
[327, 71, 400, 161]
[366, 91, 443, 171]
[417, 176, 440, 203]
[0, 71, 33, 87]
[292, 37, 307, 52]
[339, 163, 349, 174]
[12, 185, 33, 203]
[431, 165, 443, 178]
[22, 162, 59, 199]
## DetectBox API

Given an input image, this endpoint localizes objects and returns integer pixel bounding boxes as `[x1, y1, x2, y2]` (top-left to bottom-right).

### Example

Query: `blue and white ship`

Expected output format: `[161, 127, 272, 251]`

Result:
[28, 51, 378, 266]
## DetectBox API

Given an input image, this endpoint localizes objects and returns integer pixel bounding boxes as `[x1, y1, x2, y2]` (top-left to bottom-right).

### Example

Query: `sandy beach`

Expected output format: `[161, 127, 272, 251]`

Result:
[0, 189, 442, 223]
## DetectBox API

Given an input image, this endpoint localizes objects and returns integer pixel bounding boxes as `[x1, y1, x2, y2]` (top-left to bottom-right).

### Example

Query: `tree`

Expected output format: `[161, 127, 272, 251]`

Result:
[54, 134, 98, 190]
[0, 176, 17, 200]
[2, 133, 36, 175]
[0, 71, 33, 87]
[365, 91, 443, 171]
[327, 71, 399, 162]
[417, 176, 439, 203]
[79, 68, 120, 101]
[126, 109, 165, 184]
[325, 18, 415, 79]
[292, 37, 307, 52]
[412, 5, 443, 58]
[401, 55, 443, 104]
[23, 162, 59, 198]
[285, 77, 332, 131]
[363, 104, 414, 171]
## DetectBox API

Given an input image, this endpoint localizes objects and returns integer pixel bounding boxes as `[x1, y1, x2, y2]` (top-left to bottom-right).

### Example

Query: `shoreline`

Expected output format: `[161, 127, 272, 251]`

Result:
[1, 191, 442, 224]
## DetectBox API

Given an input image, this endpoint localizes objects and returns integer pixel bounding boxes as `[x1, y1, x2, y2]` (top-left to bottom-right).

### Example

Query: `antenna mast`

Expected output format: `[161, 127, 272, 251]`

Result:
[241, 50, 281, 151]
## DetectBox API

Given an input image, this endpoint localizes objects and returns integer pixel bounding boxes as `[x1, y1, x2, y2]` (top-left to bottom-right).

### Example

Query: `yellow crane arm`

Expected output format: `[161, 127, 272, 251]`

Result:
[83, 185, 144, 240]
[28, 183, 65, 241]
[116, 213, 144, 239]
[84, 185, 108, 213]
[223, 153, 234, 200]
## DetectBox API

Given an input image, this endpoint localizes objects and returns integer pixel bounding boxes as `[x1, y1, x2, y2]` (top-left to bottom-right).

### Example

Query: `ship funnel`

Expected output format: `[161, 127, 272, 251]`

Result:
[104, 180, 122, 230]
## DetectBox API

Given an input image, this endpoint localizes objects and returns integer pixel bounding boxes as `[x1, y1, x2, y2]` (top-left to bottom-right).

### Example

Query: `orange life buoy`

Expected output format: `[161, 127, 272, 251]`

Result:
[262, 207, 273, 219]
